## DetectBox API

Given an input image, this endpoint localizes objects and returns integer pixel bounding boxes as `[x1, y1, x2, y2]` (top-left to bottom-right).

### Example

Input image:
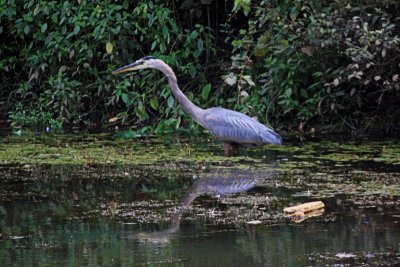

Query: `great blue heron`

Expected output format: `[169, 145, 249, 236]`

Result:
[113, 56, 282, 156]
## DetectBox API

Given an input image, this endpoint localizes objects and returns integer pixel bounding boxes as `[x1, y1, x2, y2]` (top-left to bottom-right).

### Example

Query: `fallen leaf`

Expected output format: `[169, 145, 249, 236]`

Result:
[301, 46, 315, 56]
[108, 117, 119, 123]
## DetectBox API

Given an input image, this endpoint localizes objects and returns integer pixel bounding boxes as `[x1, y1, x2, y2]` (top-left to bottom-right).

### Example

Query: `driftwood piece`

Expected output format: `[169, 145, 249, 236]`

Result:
[288, 208, 325, 223]
[283, 201, 325, 214]
[283, 201, 325, 223]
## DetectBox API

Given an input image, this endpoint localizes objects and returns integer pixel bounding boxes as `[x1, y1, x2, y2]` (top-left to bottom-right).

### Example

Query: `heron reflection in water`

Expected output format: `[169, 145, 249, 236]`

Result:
[113, 57, 282, 156]
[130, 169, 276, 243]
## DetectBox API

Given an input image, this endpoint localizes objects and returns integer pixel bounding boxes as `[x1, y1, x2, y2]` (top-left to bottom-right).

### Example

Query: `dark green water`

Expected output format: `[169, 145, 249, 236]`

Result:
[1, 209, 399, 266]
[0, 134, 399, 266]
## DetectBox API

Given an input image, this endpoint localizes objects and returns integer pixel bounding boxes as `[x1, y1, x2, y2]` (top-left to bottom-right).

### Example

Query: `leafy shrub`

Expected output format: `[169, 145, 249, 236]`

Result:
[229, 0, 400, 130]
[8, 103, 63, 132]
[0, 0, 212, 132]
[1, 0, 399, 133]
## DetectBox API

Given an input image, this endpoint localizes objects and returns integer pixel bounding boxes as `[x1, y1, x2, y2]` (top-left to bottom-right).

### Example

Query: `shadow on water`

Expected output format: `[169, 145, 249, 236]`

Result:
[0, 134, 399, 266]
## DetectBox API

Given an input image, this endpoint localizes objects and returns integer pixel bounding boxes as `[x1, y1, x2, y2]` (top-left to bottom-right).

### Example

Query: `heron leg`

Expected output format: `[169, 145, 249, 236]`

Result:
[223, 143, 239, 157]
[223, 143, 231, 157]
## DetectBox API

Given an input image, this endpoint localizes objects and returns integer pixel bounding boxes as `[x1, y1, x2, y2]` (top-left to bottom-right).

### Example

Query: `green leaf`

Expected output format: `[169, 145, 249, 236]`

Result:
[122, 0, 129, 9]
[150, 97, 159, 110]
[197, 39, 203, 51]
[193, 50, 201, 58]
[160, 42, 166, 53]
[33, 6, 40, 16]
[73, 26, 80, 35]
[24, 25, 30, 34]
[189, 65, 196, 78]
[189, 31, 198, 41]
[167, 96, 174, 108]
[106, 42, 113, 54]
[285, 88, 292, 97]
[162, 26, 168, 40]
[87, 49, 93, 58]
[175, 116, 181, 129]
[233, 0, 251, 16]
[151, 40, 157, 50]
[135, 107, 147, 119]
[201, 84, 211, 100]
[41, 23, 48, 33]
[23, 14, 33, 22]
[300, 89, 308, 98]
[121, 93, 129, 105]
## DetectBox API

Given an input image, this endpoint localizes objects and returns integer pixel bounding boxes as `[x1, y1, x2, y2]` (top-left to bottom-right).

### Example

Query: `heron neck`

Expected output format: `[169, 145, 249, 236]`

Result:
[165, 74, 204, 125]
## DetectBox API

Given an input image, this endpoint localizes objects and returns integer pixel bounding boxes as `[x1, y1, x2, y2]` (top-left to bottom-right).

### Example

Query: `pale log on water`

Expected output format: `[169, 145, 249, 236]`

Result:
[283, 201, 325, 214]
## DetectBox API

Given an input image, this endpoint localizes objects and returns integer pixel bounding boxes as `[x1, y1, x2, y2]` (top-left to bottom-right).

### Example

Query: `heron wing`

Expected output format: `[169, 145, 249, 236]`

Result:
[202, 107, 282, 145]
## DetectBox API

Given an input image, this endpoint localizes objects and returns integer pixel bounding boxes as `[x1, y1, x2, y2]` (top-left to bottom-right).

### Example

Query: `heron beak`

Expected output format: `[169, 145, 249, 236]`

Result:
[112, 62, 141, 75]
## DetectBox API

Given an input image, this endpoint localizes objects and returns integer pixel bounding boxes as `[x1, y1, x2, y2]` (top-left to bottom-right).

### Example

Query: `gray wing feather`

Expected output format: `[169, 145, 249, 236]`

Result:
[202, 107, 282, 145]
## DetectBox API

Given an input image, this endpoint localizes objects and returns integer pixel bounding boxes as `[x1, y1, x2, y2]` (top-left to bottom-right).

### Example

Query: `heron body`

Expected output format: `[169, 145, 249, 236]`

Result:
[113, 56, 282, 156]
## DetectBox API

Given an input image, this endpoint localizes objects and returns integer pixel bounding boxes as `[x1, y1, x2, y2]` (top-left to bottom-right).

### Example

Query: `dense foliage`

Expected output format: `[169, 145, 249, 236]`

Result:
[230, 0, 400, 131]
[0, 0, 399, 133]
[0, 0, 213, 132]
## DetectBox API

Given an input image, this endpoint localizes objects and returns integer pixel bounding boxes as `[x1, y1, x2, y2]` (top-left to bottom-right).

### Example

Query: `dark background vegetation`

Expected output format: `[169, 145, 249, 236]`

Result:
[1, 0, 399, 134]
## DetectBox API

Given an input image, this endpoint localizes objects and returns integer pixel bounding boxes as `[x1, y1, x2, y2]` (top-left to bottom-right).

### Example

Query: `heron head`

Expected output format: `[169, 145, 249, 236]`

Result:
[112, 56, 160, 74]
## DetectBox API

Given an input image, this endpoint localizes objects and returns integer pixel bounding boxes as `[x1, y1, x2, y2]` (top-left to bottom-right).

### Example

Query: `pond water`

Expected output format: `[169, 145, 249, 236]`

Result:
[0, 133, 399, 266]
